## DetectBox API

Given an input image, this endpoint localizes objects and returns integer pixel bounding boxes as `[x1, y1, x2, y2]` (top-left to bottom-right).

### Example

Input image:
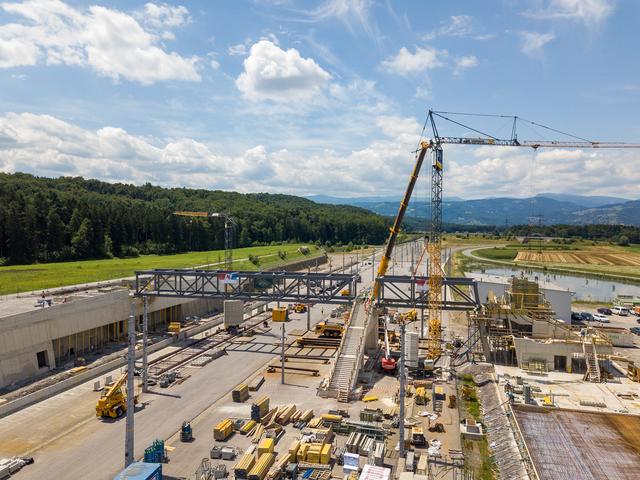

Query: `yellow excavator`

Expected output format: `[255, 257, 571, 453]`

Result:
[96, 373, 137, 419]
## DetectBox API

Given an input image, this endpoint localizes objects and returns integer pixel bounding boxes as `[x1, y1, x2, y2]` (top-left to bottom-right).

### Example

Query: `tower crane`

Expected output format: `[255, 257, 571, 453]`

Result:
[173, 211, 237, 269]
[374, 109, 640, 362]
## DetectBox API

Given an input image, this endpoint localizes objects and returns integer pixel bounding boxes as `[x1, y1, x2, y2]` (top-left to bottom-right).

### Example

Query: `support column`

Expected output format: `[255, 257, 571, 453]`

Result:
[398, 321, 406, 458]
[421, 308, 425, 339]
[281, 323, 286, 385]
[124, 301, 136, 468]
[307, 305, 311, 332]
[142, 296, 149, 393]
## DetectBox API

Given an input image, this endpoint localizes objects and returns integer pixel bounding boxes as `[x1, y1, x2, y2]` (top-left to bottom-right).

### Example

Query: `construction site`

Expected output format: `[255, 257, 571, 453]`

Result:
[1, 111, 640, 480]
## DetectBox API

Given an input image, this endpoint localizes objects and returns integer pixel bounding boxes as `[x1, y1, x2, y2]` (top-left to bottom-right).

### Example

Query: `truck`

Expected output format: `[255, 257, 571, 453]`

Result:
[96, 373, 137, 418]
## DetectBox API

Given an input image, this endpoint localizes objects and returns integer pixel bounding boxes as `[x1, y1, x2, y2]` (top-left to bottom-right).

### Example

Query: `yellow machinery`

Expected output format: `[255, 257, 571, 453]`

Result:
[404, 309, 417, 322]
[340, 289, 350, 296]
[96, 373, 136, 418]
[272, 307, 289, 322]
[411, 427, 426, 446]
[314, 321, 344, 338]
[293, 303, 307, 313]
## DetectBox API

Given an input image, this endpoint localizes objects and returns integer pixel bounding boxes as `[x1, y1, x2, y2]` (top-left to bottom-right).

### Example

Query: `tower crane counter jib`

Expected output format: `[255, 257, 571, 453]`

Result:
[373, 109, 640, 362]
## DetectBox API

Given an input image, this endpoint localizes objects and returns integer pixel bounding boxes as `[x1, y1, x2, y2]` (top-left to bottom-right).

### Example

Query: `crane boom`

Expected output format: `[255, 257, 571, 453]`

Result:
[373, 141, 431, 299]
[435, 137, 640, 149]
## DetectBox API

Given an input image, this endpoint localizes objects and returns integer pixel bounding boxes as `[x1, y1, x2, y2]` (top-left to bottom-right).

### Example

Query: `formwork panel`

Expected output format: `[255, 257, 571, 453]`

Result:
[512, 405, 640, 480]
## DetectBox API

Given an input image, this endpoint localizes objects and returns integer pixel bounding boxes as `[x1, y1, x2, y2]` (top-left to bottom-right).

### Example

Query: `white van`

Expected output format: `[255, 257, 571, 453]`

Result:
[612, 306, 630, 316]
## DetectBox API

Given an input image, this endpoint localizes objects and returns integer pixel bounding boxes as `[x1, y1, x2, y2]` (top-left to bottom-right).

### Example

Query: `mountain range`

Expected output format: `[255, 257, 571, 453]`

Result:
[306, 194, 640, 226]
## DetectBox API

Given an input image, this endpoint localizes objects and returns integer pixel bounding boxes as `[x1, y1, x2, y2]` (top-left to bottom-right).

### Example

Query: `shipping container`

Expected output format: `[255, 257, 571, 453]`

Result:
[114, 462, 162, 480]
[224, 300, 244, 328]
[248, 453, 275, 480]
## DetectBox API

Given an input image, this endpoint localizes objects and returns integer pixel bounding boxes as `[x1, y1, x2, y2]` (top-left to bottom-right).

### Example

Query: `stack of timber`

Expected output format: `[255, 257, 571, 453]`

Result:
[233, 383, 250, 403]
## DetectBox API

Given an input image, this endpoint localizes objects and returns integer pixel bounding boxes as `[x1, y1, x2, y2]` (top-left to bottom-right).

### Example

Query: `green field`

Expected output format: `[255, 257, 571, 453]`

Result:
[0, 244, 317, 295]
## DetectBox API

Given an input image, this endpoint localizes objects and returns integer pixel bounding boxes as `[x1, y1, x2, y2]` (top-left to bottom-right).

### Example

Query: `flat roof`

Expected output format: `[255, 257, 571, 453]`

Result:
[0, 283, 127, 319]
[512, 405, 640, 480]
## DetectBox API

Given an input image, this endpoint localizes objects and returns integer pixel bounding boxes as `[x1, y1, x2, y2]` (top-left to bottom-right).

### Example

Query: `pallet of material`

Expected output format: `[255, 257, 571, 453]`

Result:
[234, 453, 256, 479]
[251, 396, 270, 422]
[275, 404, 297, 425]
[258, 438, 275, 456]
[233, 383, 250, 403]
[266, 453, 290, 480]
[214, 418, 234, 441]
[288, 440, 300, 462]
[248, 453, 276, 480]
[249, 376, 265, 391]
[252, 425, 265, 443]
[241, 420, 258, 435]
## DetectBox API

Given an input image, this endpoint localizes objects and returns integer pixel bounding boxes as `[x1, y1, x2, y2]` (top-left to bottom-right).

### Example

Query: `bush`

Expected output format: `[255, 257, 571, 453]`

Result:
[248, 254, 260, 265]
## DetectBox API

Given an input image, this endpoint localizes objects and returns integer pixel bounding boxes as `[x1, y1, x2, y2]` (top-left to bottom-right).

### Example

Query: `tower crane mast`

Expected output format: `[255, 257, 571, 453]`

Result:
[424, 109, 640, 360]
[376, 109, 640, 362]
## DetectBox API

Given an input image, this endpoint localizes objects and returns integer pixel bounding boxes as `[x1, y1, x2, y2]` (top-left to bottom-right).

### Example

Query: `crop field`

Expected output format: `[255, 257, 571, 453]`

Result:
[515, 250, 640, 266]
[0, 244, 317, 296]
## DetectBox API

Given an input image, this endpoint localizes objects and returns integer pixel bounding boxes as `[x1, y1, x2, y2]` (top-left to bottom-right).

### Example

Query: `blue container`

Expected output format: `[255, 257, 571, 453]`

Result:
[114, 462, 162, 480]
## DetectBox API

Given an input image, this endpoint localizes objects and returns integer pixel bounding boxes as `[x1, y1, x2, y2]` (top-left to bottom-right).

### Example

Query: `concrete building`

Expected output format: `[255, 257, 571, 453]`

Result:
[0, 284, 220, 389]
[466, 272, 573, 322]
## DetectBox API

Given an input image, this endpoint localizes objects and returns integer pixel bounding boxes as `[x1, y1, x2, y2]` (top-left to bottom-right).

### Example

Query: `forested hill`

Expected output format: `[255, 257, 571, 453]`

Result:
[0, 173, 389, 265]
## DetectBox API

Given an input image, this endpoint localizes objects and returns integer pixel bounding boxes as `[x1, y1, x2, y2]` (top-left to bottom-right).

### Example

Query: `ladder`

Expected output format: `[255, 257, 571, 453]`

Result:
[582, 336, 601, 383]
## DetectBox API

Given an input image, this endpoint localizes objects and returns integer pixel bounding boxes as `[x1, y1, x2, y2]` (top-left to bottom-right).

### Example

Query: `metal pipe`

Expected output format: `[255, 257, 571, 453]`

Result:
[398, 320, 406, 458]
[281, 323, 286, 385]
[142, 296, 148, 393]
[124, 300, 136, 467]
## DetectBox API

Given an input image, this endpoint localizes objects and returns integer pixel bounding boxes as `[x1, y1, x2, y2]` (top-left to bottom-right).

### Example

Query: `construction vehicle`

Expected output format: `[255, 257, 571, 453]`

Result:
[315, 320, 344, 338]
[415, 387, 428, 405]
[292, 303, 307, 313]
[96, 373, 136, 418]
[340, 289, 350, 296]
[380, 315, 396, 372]
[404, 310, 417, 322]
[410, 427, 427, 447]
[180, 421, 193, 442]
[272, 307, 288, 322]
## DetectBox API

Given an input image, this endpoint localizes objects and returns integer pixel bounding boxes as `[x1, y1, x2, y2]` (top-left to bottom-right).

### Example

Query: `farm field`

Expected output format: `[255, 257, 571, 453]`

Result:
[472, 243, 640, 282]
[0, 244, 317, 296]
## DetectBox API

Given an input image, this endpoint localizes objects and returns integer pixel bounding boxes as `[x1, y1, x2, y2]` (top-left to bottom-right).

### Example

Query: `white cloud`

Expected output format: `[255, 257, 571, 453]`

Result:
[424, 15, 473, 40]
[520, 31, 555, 56]
[0, 0, 200, 84]
[2, 112, 639, 199]
[525, 0, 614, 26]
[140, 3, 190, 30]
[380, 46, 446, 75]
[236, 40, 331, 103]
[228, 43, 248, 56]
[304, 0, 375, 38]
[454, 55, 478, 75]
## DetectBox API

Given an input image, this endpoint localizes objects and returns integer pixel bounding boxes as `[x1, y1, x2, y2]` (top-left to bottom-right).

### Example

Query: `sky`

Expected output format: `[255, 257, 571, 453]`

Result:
[0, 0, 639, 200]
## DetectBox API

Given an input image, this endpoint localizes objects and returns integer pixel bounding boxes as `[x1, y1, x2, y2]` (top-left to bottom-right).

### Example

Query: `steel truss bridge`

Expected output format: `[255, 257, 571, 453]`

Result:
[134, 269, 479, 310]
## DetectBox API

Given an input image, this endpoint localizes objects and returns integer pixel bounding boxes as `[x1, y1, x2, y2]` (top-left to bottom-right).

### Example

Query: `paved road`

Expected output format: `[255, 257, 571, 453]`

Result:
[2, 244, 413, 479]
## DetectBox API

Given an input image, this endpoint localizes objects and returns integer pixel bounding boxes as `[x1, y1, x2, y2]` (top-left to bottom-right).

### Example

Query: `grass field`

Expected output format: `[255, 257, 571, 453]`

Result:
[0, 244, 317, 295]
[471, 243, 640, 282]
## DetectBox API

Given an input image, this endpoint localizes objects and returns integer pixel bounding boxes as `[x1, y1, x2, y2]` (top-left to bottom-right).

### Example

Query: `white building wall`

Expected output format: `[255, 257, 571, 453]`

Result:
[0, 289, 221, 388]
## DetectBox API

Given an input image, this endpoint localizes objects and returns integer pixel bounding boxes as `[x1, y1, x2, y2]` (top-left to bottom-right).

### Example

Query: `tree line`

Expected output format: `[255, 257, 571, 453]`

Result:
[0, 173, 390, 265]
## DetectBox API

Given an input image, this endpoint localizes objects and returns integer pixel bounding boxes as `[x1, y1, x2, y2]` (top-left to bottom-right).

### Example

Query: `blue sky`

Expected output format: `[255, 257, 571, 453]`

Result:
[0, 0, 639, 199]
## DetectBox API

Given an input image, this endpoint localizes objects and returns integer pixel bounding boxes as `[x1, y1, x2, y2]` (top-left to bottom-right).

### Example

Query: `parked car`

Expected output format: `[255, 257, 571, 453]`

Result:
[597, 307, 613, 315]
[571, 312, 583, 322]
[581, 312, 595, 322]
[593, 313, 610, 323]
[612, 306, 630, 316]
[630, 327, 640, 335]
